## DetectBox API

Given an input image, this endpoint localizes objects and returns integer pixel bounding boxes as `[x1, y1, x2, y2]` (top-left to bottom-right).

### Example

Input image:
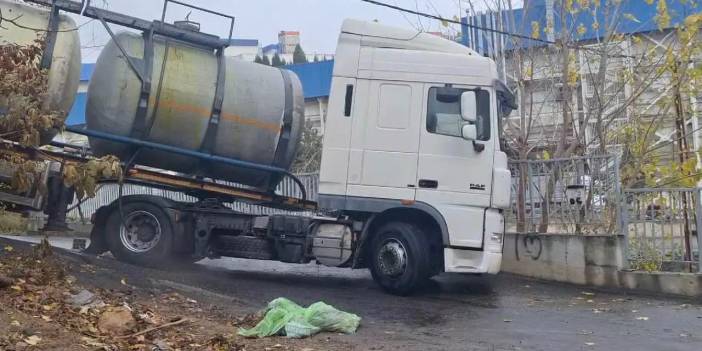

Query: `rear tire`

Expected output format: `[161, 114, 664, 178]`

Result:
[369, 222, 432, 295]
[105, 202, 175, 267]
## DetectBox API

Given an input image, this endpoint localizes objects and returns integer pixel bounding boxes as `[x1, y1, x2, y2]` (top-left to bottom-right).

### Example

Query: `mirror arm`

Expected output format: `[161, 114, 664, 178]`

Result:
[472, 141, 485, 153]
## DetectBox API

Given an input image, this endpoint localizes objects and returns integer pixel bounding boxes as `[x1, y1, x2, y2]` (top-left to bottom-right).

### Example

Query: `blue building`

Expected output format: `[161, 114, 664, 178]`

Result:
[461, 0, 700, 56]
[459, 0, 702, 152]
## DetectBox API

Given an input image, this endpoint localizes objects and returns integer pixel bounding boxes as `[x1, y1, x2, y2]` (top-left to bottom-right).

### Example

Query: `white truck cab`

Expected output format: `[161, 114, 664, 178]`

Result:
[319, 19, 515, 289]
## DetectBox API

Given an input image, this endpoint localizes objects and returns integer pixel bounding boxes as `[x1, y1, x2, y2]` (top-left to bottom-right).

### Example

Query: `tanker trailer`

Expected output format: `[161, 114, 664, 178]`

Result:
[0, 0, 81, 143]
[86, 31, 305, 190]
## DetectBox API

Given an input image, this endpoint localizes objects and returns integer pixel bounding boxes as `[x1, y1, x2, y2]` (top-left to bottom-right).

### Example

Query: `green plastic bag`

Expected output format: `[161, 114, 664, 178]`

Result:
[238, 298, 361, 338]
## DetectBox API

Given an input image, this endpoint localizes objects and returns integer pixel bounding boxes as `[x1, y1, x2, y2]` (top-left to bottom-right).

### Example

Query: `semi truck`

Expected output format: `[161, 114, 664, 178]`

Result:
[0, 0, 516, 295]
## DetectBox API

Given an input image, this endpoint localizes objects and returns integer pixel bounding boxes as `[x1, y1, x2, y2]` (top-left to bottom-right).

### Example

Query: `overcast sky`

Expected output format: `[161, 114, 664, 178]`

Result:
[73, 0, 486, 62]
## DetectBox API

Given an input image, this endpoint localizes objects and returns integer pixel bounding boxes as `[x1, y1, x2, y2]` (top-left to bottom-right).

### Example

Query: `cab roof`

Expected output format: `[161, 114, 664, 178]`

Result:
[341, 19, 479, 56]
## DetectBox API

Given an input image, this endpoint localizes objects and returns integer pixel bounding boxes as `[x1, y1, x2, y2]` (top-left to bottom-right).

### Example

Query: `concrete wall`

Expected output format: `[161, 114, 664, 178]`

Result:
[502, 233, 702, 297]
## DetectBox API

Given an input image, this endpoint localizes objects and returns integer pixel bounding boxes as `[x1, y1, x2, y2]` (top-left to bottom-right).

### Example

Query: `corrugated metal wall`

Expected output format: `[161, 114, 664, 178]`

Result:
[67, 173, 319, 220]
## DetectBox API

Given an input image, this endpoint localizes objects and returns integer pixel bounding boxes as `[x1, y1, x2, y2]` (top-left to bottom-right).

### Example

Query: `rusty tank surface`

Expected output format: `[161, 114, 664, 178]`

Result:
[86, 31, 305, 189]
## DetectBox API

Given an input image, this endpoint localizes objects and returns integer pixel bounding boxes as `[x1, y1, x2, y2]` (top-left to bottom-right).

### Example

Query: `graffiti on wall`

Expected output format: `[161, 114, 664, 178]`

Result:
[515, 234, 543, 261]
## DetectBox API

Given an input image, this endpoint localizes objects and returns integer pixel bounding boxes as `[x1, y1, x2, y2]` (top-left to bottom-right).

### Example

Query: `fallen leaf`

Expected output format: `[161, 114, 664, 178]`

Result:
[81, 337, 108, 348]
[24, 335, 41, 346]
[636, 316, 649, 321]
[121, 278, 127, 285]
[10, 320, 20, 327]
[582, 292, 595, 296]
[98, 306, 137, 335]
[4, 245, 13, 252]
[585, 342, 595, 346]
[41, 315, 52, 322]
[0, 274, 12, 288]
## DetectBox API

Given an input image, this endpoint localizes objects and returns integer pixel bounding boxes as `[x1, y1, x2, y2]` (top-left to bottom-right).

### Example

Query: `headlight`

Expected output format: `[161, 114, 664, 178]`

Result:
[489, 232, 503, 244]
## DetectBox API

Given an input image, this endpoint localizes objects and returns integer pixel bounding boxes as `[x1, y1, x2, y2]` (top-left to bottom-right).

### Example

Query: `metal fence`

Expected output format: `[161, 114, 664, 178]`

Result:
[623, 188, 702, 273]
[66, 173, 319, 221]
[506, 155, 621, 235]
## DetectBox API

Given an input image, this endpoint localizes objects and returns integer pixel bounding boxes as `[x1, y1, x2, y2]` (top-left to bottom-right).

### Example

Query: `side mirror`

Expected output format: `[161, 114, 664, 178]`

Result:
[461, 124, 477, 141]
[461, 91, 477, 122]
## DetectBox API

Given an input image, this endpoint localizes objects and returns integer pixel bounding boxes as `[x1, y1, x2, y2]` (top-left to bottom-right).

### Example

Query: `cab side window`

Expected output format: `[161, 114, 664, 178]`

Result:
[426, 87, 490, 141]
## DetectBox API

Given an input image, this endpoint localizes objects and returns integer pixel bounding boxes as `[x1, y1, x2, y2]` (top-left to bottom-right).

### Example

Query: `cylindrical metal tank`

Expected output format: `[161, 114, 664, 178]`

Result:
[86, 31, 305, 189]
[0, 0, 81, 143]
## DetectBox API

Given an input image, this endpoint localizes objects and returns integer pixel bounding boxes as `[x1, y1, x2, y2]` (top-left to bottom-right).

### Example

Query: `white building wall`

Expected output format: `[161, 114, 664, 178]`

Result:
[224, 45, 261, 62]
[303, 97, 328, 134]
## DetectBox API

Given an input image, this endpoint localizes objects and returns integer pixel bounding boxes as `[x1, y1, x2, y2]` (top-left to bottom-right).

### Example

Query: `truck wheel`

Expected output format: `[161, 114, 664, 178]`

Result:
[369, 222, 431, 295]
[105, 202, 174, 267]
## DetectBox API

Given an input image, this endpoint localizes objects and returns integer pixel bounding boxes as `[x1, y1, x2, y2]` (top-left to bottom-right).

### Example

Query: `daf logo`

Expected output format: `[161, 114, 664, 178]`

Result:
[470, 183, 486, 191]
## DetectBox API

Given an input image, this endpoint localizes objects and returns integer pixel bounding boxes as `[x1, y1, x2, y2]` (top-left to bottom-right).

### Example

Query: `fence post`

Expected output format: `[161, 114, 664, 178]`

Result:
[695, 188, 702, 273]
[614, 156, 630, 269]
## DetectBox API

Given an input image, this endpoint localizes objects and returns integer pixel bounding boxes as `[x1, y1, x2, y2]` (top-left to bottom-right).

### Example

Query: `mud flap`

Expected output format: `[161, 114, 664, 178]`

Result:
[84, 206, 110, 255]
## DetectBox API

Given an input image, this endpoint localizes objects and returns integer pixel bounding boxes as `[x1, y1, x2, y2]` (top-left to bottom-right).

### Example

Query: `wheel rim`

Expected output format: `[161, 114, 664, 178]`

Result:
[119, 210, 162, 253]
[377, 238, 407, 277]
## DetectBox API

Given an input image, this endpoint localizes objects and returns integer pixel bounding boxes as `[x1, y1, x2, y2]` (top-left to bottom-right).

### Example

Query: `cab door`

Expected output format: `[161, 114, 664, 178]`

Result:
[346, 80, 422, 200]
[416, 84, 496, 248]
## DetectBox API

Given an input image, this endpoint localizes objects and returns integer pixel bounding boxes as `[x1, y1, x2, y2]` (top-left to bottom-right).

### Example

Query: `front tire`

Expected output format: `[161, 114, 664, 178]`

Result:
[105, 202, 175, 267]
[369, 222, 432, 295]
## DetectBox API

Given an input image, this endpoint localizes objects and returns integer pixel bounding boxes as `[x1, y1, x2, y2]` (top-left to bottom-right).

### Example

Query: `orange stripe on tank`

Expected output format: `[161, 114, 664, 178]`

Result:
[151, 99, 281, 133]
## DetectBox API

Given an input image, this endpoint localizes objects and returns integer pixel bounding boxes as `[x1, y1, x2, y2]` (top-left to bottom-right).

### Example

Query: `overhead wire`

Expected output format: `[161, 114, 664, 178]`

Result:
[358, 0, 644, 60]
[359, 0, 557, 45]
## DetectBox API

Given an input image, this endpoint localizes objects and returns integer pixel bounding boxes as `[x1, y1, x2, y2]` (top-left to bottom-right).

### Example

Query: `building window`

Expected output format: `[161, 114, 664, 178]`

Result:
[426, 87, 490, 140]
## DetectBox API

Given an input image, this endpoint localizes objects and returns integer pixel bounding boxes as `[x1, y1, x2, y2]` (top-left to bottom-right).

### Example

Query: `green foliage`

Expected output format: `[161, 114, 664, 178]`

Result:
[628, 234, 688, 273]
[292, 44, 308, 64]
[291, 121, 323, 174]
[271, 53, 285, 67]
[0, 207, 27, 234]
[0, 38, 61, 147]
[254, 55, 263, 64]
[262, 55, 271, 66]
[62, 156, 121, 200]
[656, 0, 671, 30]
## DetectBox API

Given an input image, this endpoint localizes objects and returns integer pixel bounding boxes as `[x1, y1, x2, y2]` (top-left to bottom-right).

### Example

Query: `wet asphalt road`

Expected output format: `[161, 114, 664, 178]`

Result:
[3, 235, 702, 351]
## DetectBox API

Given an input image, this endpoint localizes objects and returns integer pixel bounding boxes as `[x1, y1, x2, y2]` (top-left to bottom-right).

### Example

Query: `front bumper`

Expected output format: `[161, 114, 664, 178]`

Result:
[443, 248, 501, 274]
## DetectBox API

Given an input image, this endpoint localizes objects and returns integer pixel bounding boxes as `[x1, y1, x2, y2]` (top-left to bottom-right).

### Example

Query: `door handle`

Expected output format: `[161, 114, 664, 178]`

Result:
[418, 179, 438, 188]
